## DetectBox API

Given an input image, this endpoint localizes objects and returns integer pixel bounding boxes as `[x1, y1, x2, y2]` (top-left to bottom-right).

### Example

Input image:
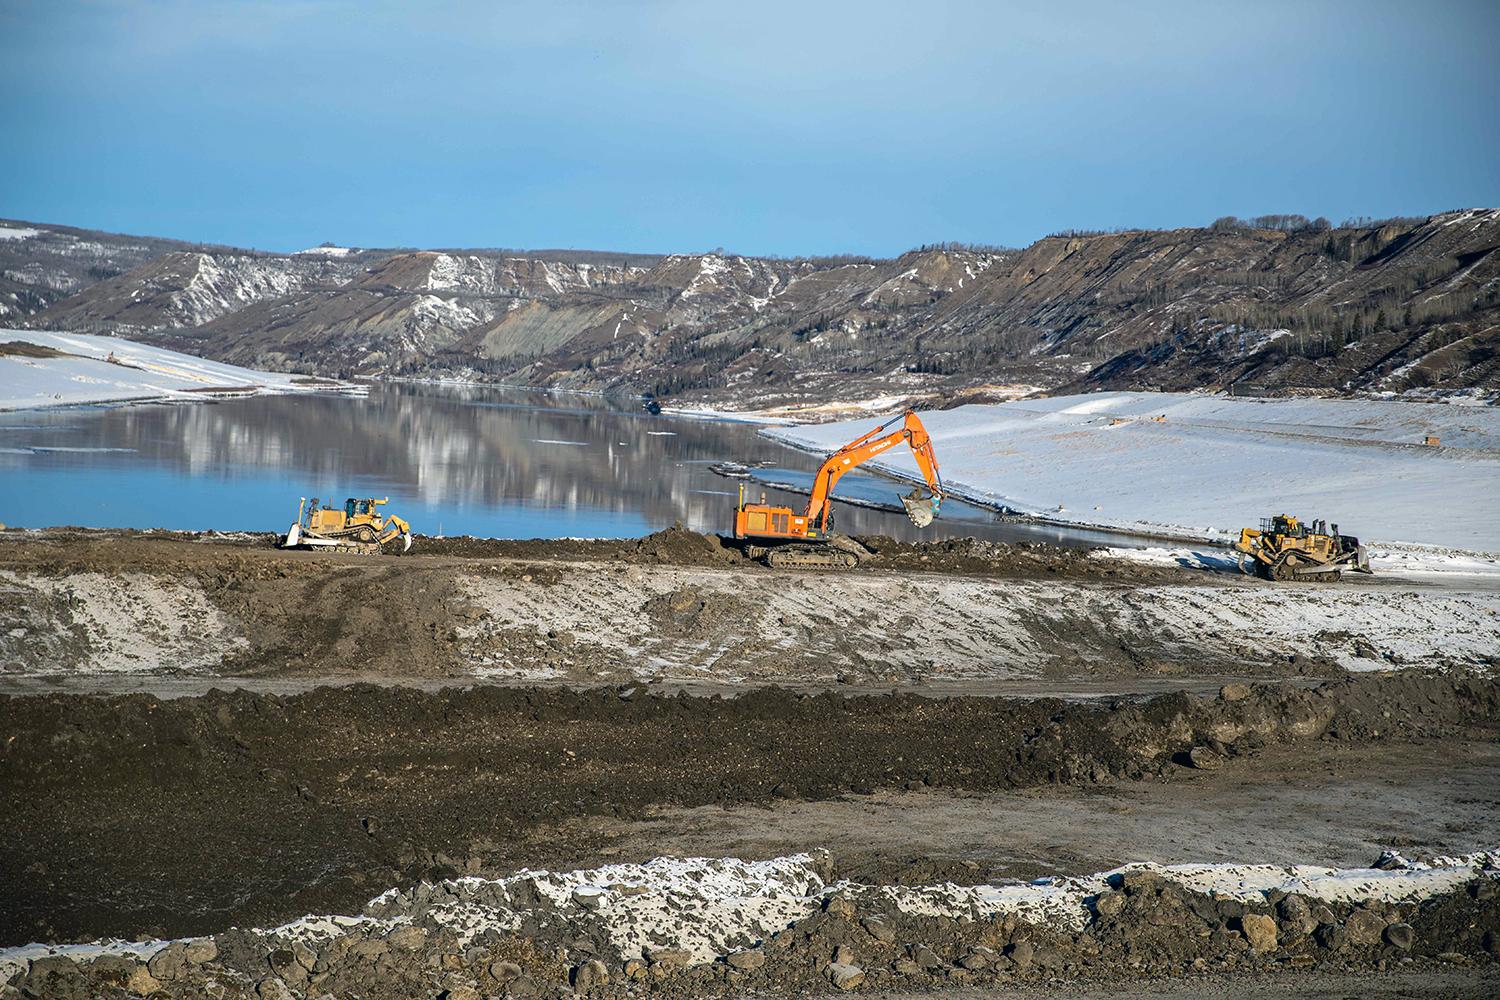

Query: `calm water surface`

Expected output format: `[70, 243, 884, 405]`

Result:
[0, 383, 1141, 546]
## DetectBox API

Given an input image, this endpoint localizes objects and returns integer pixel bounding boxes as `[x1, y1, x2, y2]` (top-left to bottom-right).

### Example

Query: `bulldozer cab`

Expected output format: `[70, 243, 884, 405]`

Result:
[1265, 515, 1303, 538]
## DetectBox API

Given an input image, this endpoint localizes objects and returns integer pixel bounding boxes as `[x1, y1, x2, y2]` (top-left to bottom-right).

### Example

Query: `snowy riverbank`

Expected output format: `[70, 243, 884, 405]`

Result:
[0, 329, 362, 411]
[765, 392, 1500, 554]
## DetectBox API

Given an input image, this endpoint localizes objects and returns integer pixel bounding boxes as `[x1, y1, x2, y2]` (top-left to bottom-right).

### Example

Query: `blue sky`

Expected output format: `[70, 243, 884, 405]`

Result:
[2, 0, 1497, 256]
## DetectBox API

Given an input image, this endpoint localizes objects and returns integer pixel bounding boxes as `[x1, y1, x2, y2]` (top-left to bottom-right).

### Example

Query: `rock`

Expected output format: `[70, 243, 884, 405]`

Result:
[644, 946, 691, 969]
[506, 976, 539, 997]
[147, 942, 188, 980]
[862, 917, 896, 943]
[348, 938, 390, 962]
[1384, 922, 1414, 950]
[440, 987, 481, 1000]
[489, 960, 522, 983]
[89, 955, 136, 984]
[824, 895, 856, 917]
[385, 925, 428, 950]
[1316, 922, 1346, 951]
[572, 959, 609, 990]
[571, 887, 606, 910]
[832, 944, 856, 965]
[1277, 893, 1316, 934]
[958, 951, 990, 970]
[183, 938, 219, 964]
[891, 957, 919, 974]
[1345, 908, 1387, 947]
[257, 979, 294, 1000]
[1187, 746, 1223, 770]
[126, 965, 163, 995]
[911, 944, 943, 970]
[1093, 890, 1126, 919]
[1008, 940, 1035, 969]
[824, 962, 865, 990]
[1120, 870, 1163, 892]
[726, 950, 764, 970]
[1220, 683, 1252, 702]
[1240, 913, 1278, 952]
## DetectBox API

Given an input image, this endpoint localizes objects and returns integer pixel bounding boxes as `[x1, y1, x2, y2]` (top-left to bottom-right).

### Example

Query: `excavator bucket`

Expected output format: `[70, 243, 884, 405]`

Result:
[401, 531, 413, 553]
[900, 489, 939, 528]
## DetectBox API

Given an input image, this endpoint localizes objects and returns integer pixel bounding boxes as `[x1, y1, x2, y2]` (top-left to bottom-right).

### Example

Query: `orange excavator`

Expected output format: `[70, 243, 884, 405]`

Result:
[733, 410, 944, 568]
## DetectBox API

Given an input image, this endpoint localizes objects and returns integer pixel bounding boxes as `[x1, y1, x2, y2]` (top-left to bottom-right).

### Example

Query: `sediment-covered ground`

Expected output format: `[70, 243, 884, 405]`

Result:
[2, 528, 1498, 998]
[2, 528, 1496, 688]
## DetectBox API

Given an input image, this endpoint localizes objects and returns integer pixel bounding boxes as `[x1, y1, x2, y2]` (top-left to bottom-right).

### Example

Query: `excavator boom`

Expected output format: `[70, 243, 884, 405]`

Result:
[804, 410, 943, 531]
[732, 410, 945, 567]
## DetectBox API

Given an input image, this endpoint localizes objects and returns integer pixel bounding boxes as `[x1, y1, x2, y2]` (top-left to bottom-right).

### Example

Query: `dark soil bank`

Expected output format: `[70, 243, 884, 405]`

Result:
[2, 673, 1495, 945]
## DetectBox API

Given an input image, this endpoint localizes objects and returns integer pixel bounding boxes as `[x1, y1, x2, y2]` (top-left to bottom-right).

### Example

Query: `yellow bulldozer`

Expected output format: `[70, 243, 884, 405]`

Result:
[282, 496, 412, 554]
[1234, 514, 1371, 581]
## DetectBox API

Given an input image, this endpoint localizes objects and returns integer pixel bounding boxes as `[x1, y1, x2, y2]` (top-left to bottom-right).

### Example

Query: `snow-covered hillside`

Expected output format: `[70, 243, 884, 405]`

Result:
[0, 330, 361, 410]
[767, 392, 1500, 552]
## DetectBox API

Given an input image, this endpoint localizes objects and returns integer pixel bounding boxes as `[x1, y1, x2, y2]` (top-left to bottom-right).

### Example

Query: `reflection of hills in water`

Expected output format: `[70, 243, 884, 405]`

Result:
[0, 384, 996, 539]
[0, 384, 1139, 544]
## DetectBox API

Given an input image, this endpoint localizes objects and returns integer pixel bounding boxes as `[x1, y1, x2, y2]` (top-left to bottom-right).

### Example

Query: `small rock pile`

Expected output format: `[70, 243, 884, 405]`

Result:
[9, 874, 1497, 999]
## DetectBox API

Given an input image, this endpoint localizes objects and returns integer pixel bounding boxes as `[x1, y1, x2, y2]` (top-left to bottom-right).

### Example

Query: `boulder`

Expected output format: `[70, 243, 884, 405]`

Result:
[1187, 746, 1223, 770]
[1007, 940, 1035, 969]
[644, 946, 692, 969]
[824, 895, 857, 918]
[726, 950, 764, 970]
[147, 943, 187, 980]
[572, 959, 609, 990]
[384, 925, 428, 950]
[1240, 913, 1278, 952]
[824, 962, 865, 991]
[440, 987, 481, 1000]
[911, 944, 943, 970]
[183, 938, 218, 964]
[126, 965, 162, 996]
[1093, 891, 1126, 919]
[1345, 908, 1387, 947]
[1220, 683, 1252, 702]
[862, 917, 896, 943]
[1384, 922, 1414, 950]
[489, 960, 522, 983]
[256, 979, 294, 1000]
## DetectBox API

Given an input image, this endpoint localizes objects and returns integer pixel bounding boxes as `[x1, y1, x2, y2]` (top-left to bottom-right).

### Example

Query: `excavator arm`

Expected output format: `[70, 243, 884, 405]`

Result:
[805, 410, 944, 530]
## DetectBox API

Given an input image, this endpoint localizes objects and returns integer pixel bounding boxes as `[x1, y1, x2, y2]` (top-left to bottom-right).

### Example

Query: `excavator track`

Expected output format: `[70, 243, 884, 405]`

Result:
[765, 547, 859, 570]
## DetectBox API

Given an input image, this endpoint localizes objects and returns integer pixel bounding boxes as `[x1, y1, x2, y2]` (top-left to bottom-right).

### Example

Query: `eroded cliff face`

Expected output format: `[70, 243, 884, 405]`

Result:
[14, 209, 1500, 402]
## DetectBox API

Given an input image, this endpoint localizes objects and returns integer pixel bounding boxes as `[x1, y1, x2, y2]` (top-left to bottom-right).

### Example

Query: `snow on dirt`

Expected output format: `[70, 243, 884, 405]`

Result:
[454, 565, 1499, 681]
[766, 392, 1500, 552]
[0, 570, 247, 675]
[5, 850, 1492, 979]
[0, 329, 361, 410]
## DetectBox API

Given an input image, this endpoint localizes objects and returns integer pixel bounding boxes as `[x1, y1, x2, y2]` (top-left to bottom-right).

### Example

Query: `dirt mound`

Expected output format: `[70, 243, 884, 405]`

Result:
[642, 587, 758, 638]
[3, 673, 1496, 945]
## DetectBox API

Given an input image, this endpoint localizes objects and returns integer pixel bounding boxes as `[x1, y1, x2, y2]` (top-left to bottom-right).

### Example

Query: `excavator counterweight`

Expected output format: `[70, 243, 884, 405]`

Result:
[733, 410, 944, 568]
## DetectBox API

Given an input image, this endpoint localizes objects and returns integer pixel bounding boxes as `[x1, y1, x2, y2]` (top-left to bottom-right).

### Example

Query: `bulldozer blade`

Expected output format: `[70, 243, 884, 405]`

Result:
[901, 490, 937, 528]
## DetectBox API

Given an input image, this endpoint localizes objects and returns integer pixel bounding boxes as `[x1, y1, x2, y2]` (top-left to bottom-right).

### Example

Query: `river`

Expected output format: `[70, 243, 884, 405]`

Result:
[0, 382, 1144, 546]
